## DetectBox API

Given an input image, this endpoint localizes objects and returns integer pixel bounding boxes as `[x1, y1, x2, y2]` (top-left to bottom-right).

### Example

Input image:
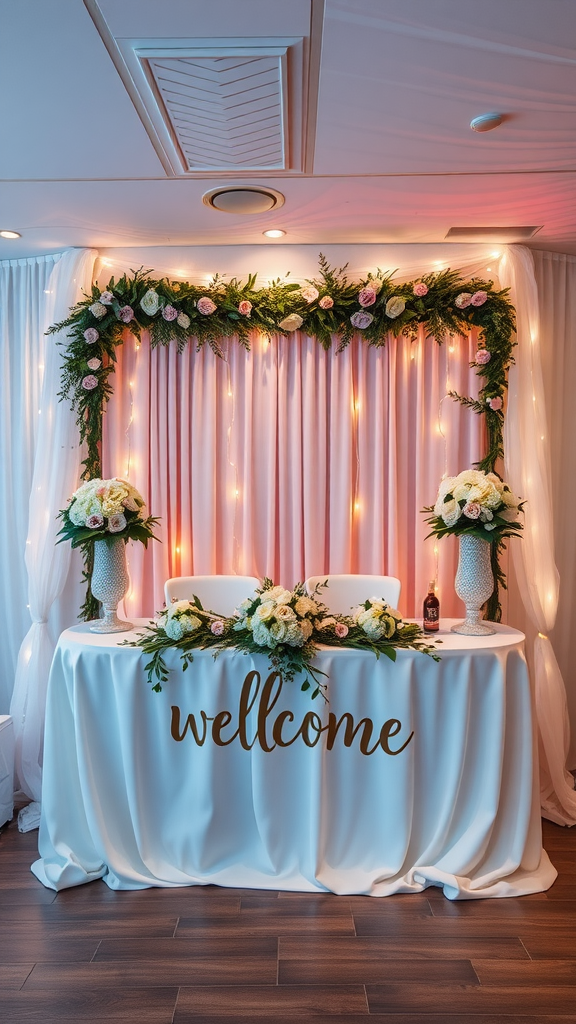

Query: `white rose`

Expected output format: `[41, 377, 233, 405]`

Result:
[89, 301, 107, 319]
[385, 296, 406, 319]
[140, 289, 161, 316]
[442, 498, 461, 527]
[255, 601, 276, 622]
[279, 313, 303, 332]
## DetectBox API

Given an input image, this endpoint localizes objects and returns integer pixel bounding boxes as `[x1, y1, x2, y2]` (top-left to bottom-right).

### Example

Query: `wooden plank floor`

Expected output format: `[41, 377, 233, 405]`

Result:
[1, 816, 575, 1022]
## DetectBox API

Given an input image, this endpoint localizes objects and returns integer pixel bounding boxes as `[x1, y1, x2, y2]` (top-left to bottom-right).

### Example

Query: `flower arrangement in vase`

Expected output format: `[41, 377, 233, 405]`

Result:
[58, 478, 159, 632]
[424, 470, 524, 635]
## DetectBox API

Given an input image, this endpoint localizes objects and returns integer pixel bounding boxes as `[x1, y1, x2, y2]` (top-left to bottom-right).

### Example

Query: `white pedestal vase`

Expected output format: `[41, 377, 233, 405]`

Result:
[90, 537, 133, 633]
[451, 534, 497, 636]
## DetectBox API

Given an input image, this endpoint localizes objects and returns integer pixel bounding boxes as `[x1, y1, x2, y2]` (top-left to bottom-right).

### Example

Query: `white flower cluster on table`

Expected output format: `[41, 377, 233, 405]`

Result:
[68, 478, 146, 534]
[159, 600, 225, 642]
[234, 586, 318, 649]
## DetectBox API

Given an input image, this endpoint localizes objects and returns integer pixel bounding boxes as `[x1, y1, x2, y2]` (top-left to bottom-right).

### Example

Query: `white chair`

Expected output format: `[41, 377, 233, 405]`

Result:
[164, 575, 260, 617]
[305, 574, 401, 615]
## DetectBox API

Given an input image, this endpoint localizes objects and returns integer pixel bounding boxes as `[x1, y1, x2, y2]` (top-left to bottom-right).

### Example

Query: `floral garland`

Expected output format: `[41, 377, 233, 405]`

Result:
[49, 255, 516, 620]
[51, 255, 515, 482]
[129, 579, 440, 700]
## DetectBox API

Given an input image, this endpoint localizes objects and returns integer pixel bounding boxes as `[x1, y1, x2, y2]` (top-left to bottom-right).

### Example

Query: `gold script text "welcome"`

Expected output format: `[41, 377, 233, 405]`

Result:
[170, 671, 414, 756]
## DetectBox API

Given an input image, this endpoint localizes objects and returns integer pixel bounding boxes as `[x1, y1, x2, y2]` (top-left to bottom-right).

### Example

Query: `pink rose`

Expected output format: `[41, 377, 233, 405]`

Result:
[455, 293, 472, 309]
[118, 305, 134, 323]
[350, 311, 373, 330]
[86, 513, 104, 529]
[413, 282, 428, 297]
[358, 287, 376, 308]
[162, 305, 178, 321]
[87, 357, 101, 370]
[81, 375, 98, 390]
[83, 328, 99, 344]
[107, 513, 127, 533]
[487, 396, 503, 411]
[463, 501, 482, 519]
[475, 349, 491, 365]
[471, 290, 488, 307]
[319, 295, 334, 310]
[335, 622, 349, 638]
[238, 300, 252, 316]
[300, 285, 319, 303]
[210, 619, 225, 636]
[99, 291, 114, 305]
[197, 296, 217, 315]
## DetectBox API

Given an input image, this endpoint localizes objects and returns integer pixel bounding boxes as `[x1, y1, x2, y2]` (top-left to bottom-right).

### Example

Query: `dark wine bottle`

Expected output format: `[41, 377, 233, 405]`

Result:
[423, 581, 440, 633]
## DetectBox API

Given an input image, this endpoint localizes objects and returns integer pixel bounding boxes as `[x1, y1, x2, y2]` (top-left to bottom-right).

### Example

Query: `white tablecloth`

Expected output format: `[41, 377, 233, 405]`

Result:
[32, 620, 556, 899]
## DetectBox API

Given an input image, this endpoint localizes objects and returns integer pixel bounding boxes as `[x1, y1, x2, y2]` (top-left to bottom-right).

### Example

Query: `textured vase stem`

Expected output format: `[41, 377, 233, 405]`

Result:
[452, 534, 497, 637]
[90, 538, 133, 633]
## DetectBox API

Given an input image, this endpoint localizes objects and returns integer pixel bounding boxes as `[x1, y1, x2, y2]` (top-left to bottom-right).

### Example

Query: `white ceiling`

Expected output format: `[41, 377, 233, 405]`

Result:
[1, 0, 575, 262]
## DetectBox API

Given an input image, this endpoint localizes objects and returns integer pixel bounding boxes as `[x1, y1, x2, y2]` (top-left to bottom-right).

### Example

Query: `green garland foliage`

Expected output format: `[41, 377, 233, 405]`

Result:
[50, 256, 516, 620]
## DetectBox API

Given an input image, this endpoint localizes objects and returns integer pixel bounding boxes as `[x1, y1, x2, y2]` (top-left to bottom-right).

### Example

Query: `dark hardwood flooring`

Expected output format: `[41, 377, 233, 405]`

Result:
[0, 816, 575, 1022]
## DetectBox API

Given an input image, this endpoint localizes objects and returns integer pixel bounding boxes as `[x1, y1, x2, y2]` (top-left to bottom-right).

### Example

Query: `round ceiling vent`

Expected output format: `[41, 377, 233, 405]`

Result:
[202, 185, 285, 215]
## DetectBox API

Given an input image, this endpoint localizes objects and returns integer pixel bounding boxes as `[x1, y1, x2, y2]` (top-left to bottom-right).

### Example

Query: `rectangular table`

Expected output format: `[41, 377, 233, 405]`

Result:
[32, 620, 556, 899]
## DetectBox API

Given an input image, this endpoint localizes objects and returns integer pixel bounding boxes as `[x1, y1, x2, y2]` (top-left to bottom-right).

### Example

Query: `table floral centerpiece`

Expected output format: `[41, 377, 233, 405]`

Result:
[132, 579, 440, 700]
[58, 477, 159, 633]
[423, 469, 524, 635]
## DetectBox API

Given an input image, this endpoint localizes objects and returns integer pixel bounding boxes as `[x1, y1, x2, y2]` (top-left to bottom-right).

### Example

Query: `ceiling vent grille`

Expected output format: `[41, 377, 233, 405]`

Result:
[146, 54, 286, 171]
[446, 226, 541, 240]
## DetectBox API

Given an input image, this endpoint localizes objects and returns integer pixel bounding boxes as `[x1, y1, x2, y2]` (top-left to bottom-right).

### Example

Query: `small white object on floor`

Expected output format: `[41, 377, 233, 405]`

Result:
[18, 800, 41, 832]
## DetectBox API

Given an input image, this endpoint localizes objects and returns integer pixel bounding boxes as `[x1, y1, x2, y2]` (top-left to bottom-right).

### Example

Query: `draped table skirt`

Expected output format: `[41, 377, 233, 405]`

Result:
[32, 620, 556, 899]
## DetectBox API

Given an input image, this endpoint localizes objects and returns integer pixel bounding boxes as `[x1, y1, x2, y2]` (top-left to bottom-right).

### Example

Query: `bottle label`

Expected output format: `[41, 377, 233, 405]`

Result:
[424, 608, 439, 621]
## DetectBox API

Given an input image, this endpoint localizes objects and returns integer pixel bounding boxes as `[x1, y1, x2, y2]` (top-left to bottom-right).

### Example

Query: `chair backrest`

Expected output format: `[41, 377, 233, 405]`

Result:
[305, 574, 401, 615]
[164, 575, 260, 617]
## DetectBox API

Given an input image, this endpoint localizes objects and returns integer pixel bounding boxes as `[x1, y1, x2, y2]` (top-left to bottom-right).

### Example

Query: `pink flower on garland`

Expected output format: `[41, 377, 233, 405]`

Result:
[197, 296, 217, 315]
[83, 327, 99, 344]
[413, 282, 428, 297]
[475, 349, 491, 365]
[86, 513, 104, 529]
[358, 287, 376, 307]
[162, 305, 178, 321]
[210, 620, 225, 636]
[335, 622, 349, 638]
[87, 357, 101, 370]
[99, 291, 114, 305]
[471, 290, 488, 306]
[238, 300, 252, 316]
[319, 295, 334, 309]
[455, 292, 472, 309]
[118, 305, 134, 323]
[81, 375, 98, 390]
[487, 396, 503, 411]
[350, 311, 373, 330]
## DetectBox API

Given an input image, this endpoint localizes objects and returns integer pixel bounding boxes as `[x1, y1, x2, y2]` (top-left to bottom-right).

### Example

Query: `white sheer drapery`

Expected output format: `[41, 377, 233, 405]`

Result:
[0, 254, 61, 713]
[10, 249, 97, 811]
[101, 327, 483, 621]
[500, 245, 576, 825]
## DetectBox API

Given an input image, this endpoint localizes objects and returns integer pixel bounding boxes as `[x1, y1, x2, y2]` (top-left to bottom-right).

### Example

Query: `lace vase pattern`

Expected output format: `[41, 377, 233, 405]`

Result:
[90, 538, 133, 633]
[452, 534, 496, 636]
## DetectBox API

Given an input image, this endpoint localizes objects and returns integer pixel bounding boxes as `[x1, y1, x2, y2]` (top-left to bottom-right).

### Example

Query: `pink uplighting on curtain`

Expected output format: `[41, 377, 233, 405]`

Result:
[102, 328, 483, 620]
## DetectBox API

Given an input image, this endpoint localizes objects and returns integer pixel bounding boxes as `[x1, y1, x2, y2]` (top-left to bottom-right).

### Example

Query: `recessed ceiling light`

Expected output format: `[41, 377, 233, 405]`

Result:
[470, 113, 503, 133]
[0, 229, 21, 239]
[263, 229, 286, 238]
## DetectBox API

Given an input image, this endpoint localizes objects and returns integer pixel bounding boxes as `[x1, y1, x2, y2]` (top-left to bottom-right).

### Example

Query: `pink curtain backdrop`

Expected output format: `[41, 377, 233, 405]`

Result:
[102, 328, 483, 620]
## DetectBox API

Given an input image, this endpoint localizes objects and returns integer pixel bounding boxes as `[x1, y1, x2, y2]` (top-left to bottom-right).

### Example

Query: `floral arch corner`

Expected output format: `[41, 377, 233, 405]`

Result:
[50, 255, 516, 621]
